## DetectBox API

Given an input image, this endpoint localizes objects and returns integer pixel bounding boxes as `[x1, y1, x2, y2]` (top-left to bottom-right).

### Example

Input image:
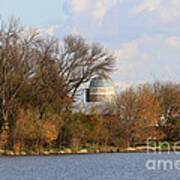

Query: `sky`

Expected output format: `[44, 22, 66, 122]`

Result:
[0, 0, 179, 89]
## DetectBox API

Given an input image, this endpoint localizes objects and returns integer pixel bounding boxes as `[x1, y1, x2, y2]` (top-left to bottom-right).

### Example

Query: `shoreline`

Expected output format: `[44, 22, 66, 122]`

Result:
[0, 146, 179, 156]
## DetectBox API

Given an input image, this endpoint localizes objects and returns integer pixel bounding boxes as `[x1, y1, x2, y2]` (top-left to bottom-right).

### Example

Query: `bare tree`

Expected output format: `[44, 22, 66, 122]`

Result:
[152, 81, 180, 121]
[0, 18, 37, 130]
[59, 35, 115, 99]
[28, 35, 116, 112]
[29, 38, 70, 115]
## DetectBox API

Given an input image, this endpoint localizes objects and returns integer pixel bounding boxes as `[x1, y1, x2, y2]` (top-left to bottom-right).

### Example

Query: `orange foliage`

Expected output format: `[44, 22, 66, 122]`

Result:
[41, 122, 58, 144]
[133, 88, 165, 141]
[0, 129, 8, 148]
[13, 142, 21, 152]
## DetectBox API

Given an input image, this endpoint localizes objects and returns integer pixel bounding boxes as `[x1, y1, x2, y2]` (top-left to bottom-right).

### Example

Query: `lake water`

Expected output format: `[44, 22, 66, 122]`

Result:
[0, 152, 180, 180]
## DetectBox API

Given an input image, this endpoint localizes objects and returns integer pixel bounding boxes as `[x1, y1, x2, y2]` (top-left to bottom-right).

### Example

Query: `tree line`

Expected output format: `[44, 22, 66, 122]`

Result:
[0, 18, 179, 152]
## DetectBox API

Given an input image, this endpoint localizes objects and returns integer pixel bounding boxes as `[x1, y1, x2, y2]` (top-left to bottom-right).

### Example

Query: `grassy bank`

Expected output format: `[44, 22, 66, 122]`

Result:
[1, 145, 180, 156]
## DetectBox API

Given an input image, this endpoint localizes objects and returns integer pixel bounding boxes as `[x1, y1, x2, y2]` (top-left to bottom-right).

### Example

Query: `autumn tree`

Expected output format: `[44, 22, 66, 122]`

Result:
[114, 87, 138, 147]
[113, 85, 165, 147]
[0, 18, 38, 134]
[132, 85, 164, 142]
[152, 82, 180, 140]
[87, 107, 109, 148]
[13, 108, 63, 151]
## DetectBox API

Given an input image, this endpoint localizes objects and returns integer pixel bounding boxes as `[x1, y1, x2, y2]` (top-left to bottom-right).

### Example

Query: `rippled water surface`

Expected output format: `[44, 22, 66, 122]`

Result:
[0, 152, 180, 180]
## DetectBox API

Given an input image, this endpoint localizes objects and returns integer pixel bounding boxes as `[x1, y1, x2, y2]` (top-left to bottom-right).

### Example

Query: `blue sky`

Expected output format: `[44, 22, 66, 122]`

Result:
[0, 0, 179, 88]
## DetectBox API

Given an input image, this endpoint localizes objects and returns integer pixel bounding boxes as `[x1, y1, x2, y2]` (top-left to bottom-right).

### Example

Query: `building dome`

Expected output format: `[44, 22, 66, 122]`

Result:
[90, 76, 114, 87]
[86, 76, 115, 103]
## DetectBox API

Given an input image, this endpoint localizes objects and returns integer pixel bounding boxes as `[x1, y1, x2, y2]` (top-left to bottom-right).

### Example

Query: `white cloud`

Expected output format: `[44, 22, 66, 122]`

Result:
[113, 35, 180, 82]
[134, 0, 180, 22]
[71, 0, 122, 19]
[23, 25, 58, 37]
[71, 0, 89, 13]
[46, 26, 58, 36]
[163, 65, 172, 73]
[114, 36, 152, 77]
[66, 0, 127, 38]
[65, 0, 180, 83]
[166, 37, 180, 48]
[115, 81, 133, 90]
[135, 0, 161, 13]
[93, 0, 118, 19]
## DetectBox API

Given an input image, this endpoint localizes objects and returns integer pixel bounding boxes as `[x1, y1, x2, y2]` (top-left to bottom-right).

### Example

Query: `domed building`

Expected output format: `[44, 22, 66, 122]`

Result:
[86, 76, 115, 103]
